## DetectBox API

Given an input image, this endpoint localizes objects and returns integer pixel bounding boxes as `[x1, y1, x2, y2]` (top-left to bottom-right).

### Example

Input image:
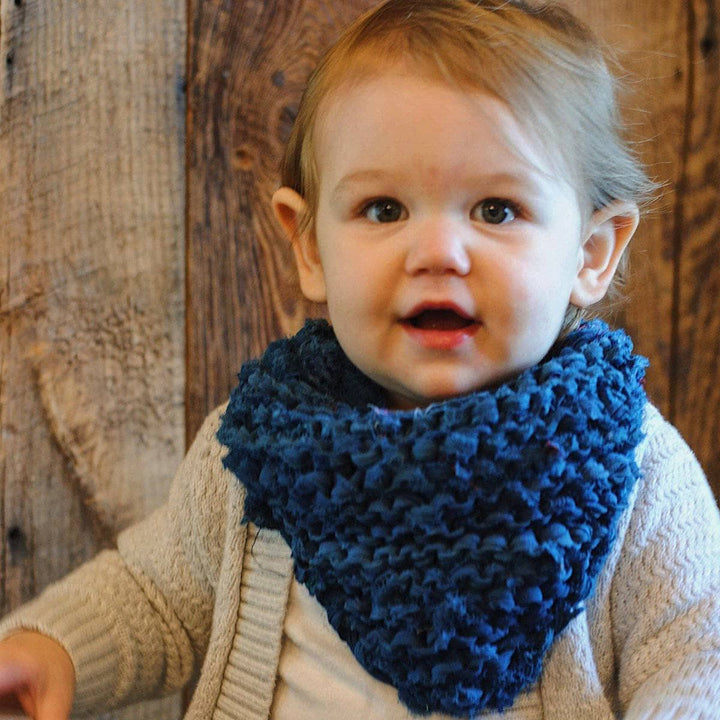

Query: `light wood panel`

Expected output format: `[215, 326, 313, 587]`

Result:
[0, 1, 186, 717]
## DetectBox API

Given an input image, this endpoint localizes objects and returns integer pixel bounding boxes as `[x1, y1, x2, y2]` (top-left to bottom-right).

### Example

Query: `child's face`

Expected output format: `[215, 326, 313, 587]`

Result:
[276, 71, 635, 408]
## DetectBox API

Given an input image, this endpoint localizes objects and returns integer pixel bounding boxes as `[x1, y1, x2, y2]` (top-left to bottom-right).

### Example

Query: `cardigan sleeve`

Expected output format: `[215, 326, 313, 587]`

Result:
[610, 407, 720, 719]
[0, 405, 233, 716]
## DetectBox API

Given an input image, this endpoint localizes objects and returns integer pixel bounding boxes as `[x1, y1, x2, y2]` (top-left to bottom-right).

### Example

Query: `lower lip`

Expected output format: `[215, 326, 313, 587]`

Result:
[401, 323, 479, 350]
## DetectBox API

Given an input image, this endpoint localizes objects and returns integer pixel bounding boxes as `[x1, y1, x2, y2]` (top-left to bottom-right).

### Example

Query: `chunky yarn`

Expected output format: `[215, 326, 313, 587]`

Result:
[218, 319, 647, 716]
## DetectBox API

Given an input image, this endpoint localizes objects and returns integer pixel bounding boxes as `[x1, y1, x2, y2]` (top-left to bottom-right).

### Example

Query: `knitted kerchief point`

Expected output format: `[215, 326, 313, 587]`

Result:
[218, 319, 648, 717]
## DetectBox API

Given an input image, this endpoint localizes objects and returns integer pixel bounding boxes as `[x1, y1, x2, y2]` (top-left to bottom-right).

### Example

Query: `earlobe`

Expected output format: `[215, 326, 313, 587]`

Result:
[570, 201, 639, 308]
[271, 186, 327, 303]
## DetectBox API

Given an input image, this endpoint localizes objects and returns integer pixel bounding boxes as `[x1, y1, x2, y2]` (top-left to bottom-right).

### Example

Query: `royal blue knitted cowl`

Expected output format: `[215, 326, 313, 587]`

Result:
[218, 319, 647, 716]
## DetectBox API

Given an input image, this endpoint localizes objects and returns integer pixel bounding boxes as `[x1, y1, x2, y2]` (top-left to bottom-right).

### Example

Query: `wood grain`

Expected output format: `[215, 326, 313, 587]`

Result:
[674, 0, 720, 494]
[186, 0, 377, 440]
[0, 1, 186, 717]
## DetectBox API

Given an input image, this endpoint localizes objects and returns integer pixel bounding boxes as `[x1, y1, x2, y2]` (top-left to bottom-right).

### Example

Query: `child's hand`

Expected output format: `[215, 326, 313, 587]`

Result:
[0, 632, 74, 719]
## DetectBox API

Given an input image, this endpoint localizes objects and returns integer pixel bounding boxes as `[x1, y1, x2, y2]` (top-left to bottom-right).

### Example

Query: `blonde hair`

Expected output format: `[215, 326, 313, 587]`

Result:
[280, 0, 656, 322]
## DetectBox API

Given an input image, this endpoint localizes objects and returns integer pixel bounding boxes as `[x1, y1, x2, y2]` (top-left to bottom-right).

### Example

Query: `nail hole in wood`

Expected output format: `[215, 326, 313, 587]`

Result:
[7, 526, 29, 564]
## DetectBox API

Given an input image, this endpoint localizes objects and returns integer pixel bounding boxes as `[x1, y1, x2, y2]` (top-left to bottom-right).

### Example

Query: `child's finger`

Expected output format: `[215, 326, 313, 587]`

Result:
[0, 662, 34, 713]
[0, 640, 73, 719]
[0, 681, 72, 720]
[0, 694, 27, 715]
[35, 690, 73, 720]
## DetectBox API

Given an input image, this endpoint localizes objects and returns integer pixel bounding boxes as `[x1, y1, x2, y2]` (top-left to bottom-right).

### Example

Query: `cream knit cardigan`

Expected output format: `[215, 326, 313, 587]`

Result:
[2, 403, 720, 719]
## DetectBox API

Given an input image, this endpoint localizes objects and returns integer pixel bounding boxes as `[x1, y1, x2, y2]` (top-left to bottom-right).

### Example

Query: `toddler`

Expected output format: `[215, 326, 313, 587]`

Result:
[1, 0, 719, 718]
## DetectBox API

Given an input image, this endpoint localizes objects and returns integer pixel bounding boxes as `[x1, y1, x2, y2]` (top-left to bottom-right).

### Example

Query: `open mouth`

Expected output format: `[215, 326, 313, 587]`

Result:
[404, 308, 475, 331]
[400, 306, 479, 349]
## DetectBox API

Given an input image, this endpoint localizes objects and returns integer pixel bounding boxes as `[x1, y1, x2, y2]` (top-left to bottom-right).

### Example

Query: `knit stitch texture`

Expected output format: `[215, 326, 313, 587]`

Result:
[218, 319, 648, 716]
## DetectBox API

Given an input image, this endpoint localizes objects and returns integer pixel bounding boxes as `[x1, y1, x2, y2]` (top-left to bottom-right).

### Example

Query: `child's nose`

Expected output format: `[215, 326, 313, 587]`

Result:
[404, 218, 472, 276]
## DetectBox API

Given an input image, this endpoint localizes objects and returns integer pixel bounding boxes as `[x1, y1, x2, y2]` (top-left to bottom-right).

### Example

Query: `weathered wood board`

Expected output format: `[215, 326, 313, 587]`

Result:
[0, 1, 186, 718]
[673, 1, 720, 490]
[186, 0, 378, 440]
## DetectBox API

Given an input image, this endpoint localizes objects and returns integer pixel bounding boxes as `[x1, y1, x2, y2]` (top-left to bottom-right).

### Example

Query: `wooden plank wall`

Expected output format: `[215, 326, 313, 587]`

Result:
[0, 1, 185, 718]
[0, 1, 718, 719]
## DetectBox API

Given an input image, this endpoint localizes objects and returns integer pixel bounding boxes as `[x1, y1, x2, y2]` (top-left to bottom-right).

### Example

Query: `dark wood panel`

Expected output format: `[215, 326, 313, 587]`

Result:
[674, 0, 720, 494]
[186, 0, 378, 440]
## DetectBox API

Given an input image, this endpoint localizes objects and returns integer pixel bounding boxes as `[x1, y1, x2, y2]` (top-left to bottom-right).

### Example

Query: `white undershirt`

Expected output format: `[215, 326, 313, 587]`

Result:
[271, 579, 541, 719]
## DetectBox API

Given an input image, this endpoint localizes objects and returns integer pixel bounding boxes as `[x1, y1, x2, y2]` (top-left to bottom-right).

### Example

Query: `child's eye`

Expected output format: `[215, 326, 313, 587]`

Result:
[472, 198, 518, 225]
[361, 198, 407, 223]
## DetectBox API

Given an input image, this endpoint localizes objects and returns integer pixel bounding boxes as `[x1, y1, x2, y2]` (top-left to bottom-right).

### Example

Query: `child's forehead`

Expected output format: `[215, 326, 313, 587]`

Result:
[315, 63, 495, 140]
[313, 67, 568, 182]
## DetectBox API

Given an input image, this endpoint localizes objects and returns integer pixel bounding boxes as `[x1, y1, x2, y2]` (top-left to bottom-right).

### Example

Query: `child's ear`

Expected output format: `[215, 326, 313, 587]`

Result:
[570, 201, 639, 308]
[271, 187, 327, 303]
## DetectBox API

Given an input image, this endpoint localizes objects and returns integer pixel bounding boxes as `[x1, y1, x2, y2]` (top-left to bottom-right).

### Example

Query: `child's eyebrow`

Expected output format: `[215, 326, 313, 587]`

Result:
[330, 168, 550, 201]
[330, 169, 391, 200]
